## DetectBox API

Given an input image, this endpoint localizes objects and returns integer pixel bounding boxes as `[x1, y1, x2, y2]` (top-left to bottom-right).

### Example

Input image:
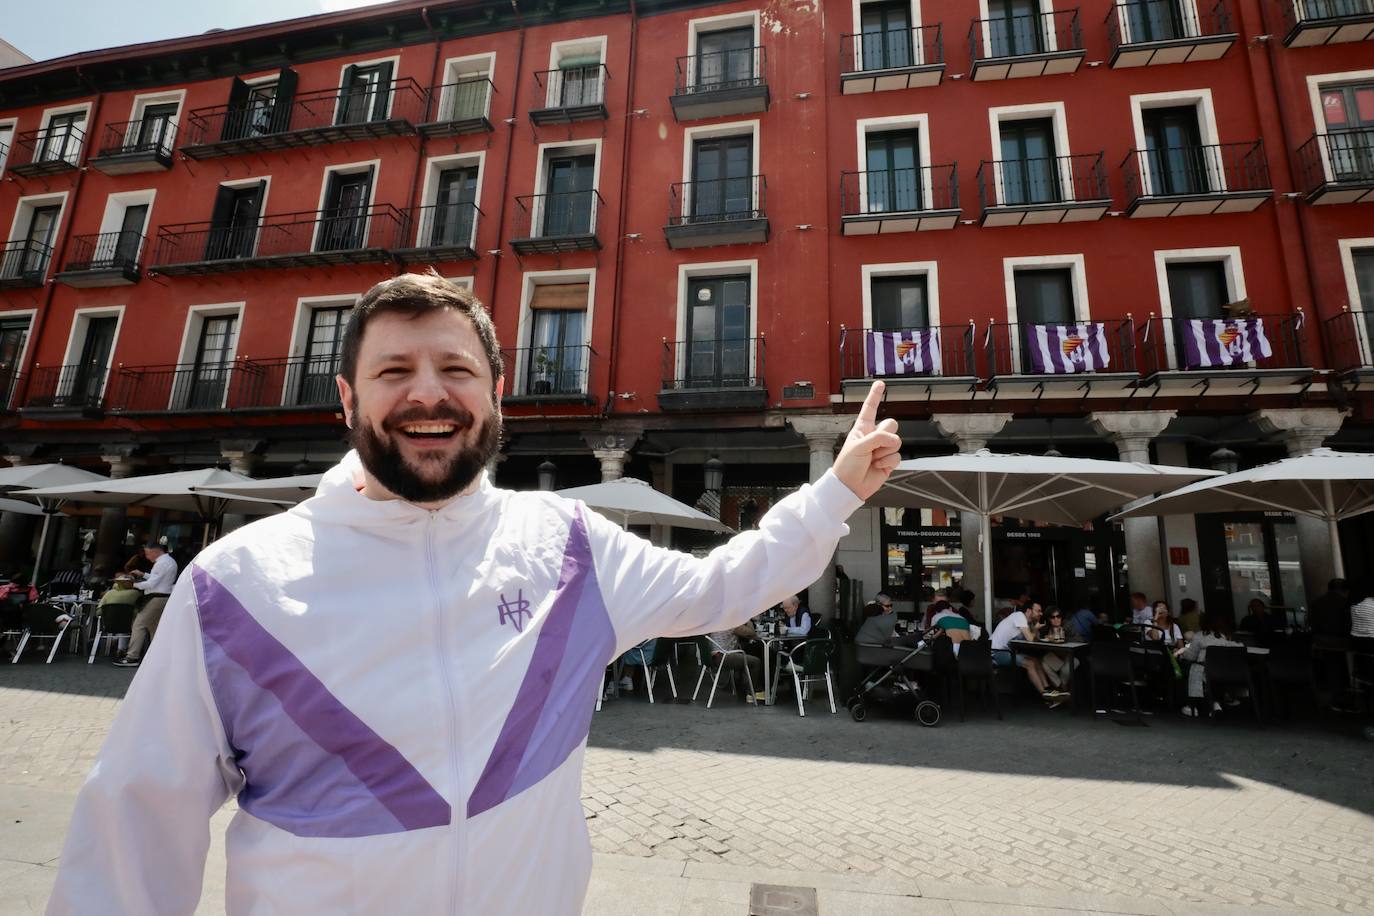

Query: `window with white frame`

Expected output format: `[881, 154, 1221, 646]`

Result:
[519, 272, 593, 395]
[288, 297, 354, 407]
[438, 54, 494, 123]
[1307, 70, 1374, 184]
[120, 91, 184, 156]
[315, 162, 377, 252]
[988, 102, 1072, 205]
[1118, 0, 1204, 44]
[536, 142, 598, 237]
[687, 13, 760, 91]
[1003, 254, 1089, 371]
[174, 305, 242, 410]
[419, 153, 482, 248]
[857, 115, 933, 213]
[675, 260, 757, 386]
[337, 58, 398, 125]
[3, 193, 66, 282]
[546, 38, 605, 108]
[1339, 239, 1374, 364]
[0, 120, 15, 176]
[61, 308, 123, 406]
[94, 190, 155, 269]
[979, 0, 1059, 56]
[863, 262, 940, 330]
[853, 0, 924, 70]
[0, 311, 33, 408]
[1152, 247, 1247, 368]
[682, 121, 759, 221]
[1130, 90, 1222, 195]
[36, 105, 89, 165]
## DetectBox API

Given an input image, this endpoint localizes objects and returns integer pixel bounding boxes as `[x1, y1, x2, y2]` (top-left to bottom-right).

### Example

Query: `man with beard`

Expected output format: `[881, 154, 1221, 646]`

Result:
[47, 272, 903, 916]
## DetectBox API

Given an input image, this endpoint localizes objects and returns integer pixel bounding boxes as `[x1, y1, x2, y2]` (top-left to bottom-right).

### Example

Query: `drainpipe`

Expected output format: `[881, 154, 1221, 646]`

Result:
[604, 0, 640, 417]
[19, 71, 103, 409]
[484, 0, 525, 316]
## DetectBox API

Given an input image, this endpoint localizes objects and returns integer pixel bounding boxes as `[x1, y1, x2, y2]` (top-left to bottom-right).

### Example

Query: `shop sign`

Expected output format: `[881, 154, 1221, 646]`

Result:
[893, 528, 960, 539]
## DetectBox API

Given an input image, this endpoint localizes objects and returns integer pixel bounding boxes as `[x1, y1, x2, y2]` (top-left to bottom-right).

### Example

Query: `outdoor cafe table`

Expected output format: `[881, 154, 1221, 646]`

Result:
[756, 631, 806, 705]
[1008, 639, 1089, 711]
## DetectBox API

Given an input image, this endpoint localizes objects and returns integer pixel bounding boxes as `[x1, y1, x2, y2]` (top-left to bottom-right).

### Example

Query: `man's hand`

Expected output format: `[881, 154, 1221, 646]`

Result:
[832, 380, 902, 501]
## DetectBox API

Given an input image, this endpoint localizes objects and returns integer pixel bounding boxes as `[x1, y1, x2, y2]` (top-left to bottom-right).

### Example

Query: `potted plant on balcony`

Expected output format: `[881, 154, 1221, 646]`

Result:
[530, 347, 562, 396]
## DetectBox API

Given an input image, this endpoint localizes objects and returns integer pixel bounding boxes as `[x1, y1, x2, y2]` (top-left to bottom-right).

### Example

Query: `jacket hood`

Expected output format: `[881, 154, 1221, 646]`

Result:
[291, 450, 499, 528]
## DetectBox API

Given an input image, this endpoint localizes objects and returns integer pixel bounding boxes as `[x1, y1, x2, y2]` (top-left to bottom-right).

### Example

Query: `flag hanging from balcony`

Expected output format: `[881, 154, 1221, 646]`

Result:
[1181, 318, 1272, 369]
[865, 329, 942, 377]
[1026, 323, 1110, 374]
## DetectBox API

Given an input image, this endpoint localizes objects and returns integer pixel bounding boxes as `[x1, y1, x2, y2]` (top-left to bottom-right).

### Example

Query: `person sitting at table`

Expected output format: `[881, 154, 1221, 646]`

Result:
[1129, 592, 1153, 625]
[780, 595, 812, 637]
[921, 597, 950, 630]
[1177, 610, 1244, 717]
[1238, 598, 1279, 643]
[930, 610, 976, 655]
[990, 602, 1063, 704]
[862, 591, 893, 620]
[1035, 606, 1072, 693]
[113, 542, 178, 669]
[1308, 579, 1351, 640]
[707, 624, 766, 703]
[955, 590, 978, 626]
[1146, 602, 1183, 646]
[1175, 598, 1202, 637]
[1067, 606, 1097, 642]
[0, 574, 37, 604]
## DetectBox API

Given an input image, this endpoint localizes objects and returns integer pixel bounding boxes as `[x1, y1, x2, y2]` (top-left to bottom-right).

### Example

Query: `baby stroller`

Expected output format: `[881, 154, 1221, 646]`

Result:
[845, 634, 942, 726]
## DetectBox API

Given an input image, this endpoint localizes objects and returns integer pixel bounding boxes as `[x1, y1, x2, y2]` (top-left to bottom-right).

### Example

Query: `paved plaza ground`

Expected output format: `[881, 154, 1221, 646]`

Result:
[2, 657, 1372, 914]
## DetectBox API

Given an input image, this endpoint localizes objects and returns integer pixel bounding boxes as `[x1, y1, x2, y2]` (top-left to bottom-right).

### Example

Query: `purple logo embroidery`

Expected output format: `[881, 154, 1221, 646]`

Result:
[498, 590, 533, 632]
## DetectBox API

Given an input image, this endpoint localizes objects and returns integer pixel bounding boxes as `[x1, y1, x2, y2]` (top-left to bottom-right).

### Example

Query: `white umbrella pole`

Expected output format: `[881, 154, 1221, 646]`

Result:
[979, 471, 993, 632]
[32, 511, 54, 585]
[1324, 479, 1344, 579]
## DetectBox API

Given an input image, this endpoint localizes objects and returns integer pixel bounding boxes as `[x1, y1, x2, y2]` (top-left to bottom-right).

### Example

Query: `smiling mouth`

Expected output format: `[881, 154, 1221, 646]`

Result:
[397, 422, 460, 441]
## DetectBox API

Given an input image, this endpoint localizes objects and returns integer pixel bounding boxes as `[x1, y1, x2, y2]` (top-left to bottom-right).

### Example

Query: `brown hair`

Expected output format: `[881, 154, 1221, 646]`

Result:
[340, 271, 504, 390]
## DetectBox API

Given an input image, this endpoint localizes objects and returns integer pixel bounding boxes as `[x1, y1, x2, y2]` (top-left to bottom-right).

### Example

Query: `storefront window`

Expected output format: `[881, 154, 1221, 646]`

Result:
[1224, 522, 1271, 612]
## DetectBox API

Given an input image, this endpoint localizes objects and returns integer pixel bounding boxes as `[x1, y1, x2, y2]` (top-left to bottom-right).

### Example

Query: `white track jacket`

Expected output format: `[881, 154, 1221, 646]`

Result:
[47, 451, 862, 914]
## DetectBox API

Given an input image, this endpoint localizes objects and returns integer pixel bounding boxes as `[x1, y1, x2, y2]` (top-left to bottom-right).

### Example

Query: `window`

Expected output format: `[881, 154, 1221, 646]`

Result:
[690, 135, 754, 220]
[541, 154, 595, 236]
[318, 168, 374, 252]
[185, 315, 238, 409]
[1320, 82, 1374, 182]
[296, 306, 349, 405]
[527, 282, 589, 395]
[112, 204, 148, 267]
[68, 316, 118, 407]
[5, 205, 61, 280]
[439, 56, 494, 122]
[0, 317, 30, 407]
[988, 0, 1045, 57]
[222, 69, 298, 141]
[39, 111, 85, 165]
[871, 276, 929, 329]
[1014, 268, 1076, 325]
[686, 275, 751, 386]
[207, 181, 266, 260]
[1354, 247, 1374, 311]
[338, 62, 394, 125]
[695, 26, 756, 90]
[860, 1, 914, 70]
[1123, 0, 1187, 42]
[0, 122, 14, 175]
[999, 118, 1060, 204]
[1143, 105, 1207, 194]
[430, 166, 479, 246]
[865, 129, 922, 212]
[129, 102, 178, 154]
[1166, 261, 1230, 319]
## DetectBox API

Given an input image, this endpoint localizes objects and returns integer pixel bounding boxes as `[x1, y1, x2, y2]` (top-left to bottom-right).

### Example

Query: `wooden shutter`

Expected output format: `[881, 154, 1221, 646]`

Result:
[372, 61, 395, 121]
[529, 282, 589, 311]
[270, 67, 298, 133]
[221, 78, 249, 140]
[337, 65, 359, 125]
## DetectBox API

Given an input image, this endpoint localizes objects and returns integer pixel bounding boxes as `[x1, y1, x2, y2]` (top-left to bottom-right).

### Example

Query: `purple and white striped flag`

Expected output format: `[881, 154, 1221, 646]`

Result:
[865, 329, 942, 377]
[1181, 318, 1272, 369]
[1026, 323, 1110, 374]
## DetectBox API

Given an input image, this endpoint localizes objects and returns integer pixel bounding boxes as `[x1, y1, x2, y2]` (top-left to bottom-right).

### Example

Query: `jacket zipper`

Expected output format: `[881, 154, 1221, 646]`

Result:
[426, 512, 464, 914]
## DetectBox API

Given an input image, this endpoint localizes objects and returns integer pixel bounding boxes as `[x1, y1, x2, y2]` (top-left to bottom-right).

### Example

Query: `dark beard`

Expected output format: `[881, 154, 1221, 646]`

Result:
[349, 397, 503, 504]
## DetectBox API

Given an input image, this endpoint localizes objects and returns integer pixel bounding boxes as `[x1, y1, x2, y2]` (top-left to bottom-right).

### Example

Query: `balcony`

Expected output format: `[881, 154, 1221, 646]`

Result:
[55, 231, 144, 288]
[671, 47, 769, 121]
[392, 203, 481, 263]
[1324, 310, 1374, 383]
[89, 119, 176, 174]
[838, 324, 978, 402]
[106, 356, 342, 414]
[1106, 0, 1237, 67]
[0, 371, 23, 413]
[149, 204, 403, 276]
[1296, 131, 1374, 205]
[1276, 0, 1374, 46]
[180, 79, 426, 160]
[418, 77, 494, 137]
[968, 10, 1085, 81]
[508, 190, 604, 255]
[840, 165, 961, 234]
[21, 364, 108, 418]
[7, 125, 85, 177]
[1123, 141, 1271, 217]
[659, 337, 767, 412]
[839, 26, 945, 93]
[977, 154, 1111, 226]
[0, 240, 53, 289]
[664, 176, 768, 249]
[1137, 313, 1311, 395]
[529, 66, 607, 125]
[985, 320, 1139, 399]
[502, 344, 596, 405]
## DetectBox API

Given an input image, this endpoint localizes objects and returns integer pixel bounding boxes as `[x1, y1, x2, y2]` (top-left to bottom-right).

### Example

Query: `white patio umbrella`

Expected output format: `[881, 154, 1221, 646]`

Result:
[0, 498, 44, 517]
[556, 477, 734, 533]
[1114, 448, 1374, 578]
[20, 467, 291, 553]
[872, 449, 1218, 628]
[0, 463, 110, 585]
[192, 473, 324, 505]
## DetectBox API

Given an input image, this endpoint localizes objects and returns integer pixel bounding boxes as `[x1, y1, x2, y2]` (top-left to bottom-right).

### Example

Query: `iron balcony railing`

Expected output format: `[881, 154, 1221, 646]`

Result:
[109, 356, 343, 412]
[840, 25, 944, 73]
[839, 165, 960, 216]
[1276, 0, 1374, 34]
[96, 118, 177, 160]
[985, 320, 1138, 377]
[1107, 0, 1233, 49]
[675, 46, 766, 96]
[1137, 313, 1307, 375]
[8, 123, 86, 172]
[23, 364, 108, 411]
[502, 344, 595, 398]
[182, 79, 427, 148]
[426, 77, 494, 124]
[510, 190, 604, 241]
[62, 230, 144, 275]
[839, 324, 977, 380]
[1323, 310, 1374, 372]
[969, 9, 1083, 60]
[0, 239, 54, 285]
[151, 204, 404, 270]
[399, 202, 481, 252]
[242, 356, 343, 409]
[1296, 130, 1374, 194]
[668, 175, 766, 225]
[532, 65, 607, 109]
[661, 337, 766, 391]
[1123, 141, 1269, 199]
[977, 154, 1109, 209]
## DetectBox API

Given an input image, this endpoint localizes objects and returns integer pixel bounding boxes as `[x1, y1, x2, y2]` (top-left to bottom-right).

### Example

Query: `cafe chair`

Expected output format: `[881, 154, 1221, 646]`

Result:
[954, 639, 1001, 722]
[40, 568, 84, 602]
[1204, 646, 1262, 725]
[625, 637, 678, 704]
[10, 603, 70, 664]
[1265, 634, 1316, 721]
[1088, 640, 1144, 722]
[692, 635, 759, 709]
[88, 604, 137, 664]
[776, 637, 837, 717]
[0, 592, 29, 649]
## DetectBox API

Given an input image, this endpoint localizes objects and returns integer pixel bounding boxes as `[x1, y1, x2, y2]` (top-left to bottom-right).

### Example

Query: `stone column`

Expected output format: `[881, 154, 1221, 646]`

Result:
[592, 448, 628, 482]
[1088, 410, 1177, 603]
[932, 414, 1013, 622]
[1252, 408, 1349, 602]
[0, 453, 39, 572]
[94, 450, 139, 577]
[219, 440, 265, 536]
[584, 429, 640, 483]
[1153, 441, 1204, 610]
[788, 416, 854, 623]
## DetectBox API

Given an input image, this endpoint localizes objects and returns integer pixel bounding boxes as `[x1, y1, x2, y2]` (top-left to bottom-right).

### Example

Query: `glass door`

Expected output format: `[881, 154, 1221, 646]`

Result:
[871, 276, 929, 330]
[186, 315, 237, 410]
[0, 319, 30, 409]
[319, 171, 370, 252]
[690, 135, 753, 221]
[686, 275, 751, 388]
[1125, 0, 1185, 42]
[430, 167, 478, 246]
[113, 205, 148, 268]
[21, 205, 60, 279]
[38, 112, 84, 165]
[999, 118, 1060, 204]
[696, 27, 755, 90]
[68, 317, 117, 407]
[207, 184, 264, 260]
[865, 129, 921, 213]
[542, 155, 595, 236]
[1143, 105, 1208, 195]
[133, 103, 178, 153]
[297, 307, 348, 406]
[1014, 268, 1075, 372]
[1320, 83, 1374, 183]
[527, 310, 586, 394]
[988, 0, 1044, 57]
[860, 1, 913, 70]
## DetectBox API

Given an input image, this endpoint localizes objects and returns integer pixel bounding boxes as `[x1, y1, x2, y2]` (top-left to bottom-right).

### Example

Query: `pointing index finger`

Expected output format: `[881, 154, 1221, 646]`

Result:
[856, 380, 885, 428]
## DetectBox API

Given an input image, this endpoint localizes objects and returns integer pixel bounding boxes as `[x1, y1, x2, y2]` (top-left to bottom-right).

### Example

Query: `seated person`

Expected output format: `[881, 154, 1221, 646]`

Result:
[862, 591, 893, 620]
[955, 590, 979, 626]
[615, 637, 659, 693]
[1146, 602, 1183, 646]
[707, 624, 766, 703]
[1175, 598, 1202, 637]
[930, 610, 975, 654]
[779, 595, 812, 636]
[1066, 607, 1097, 642]
[0, 574, 37, 604]
[1238, 598, 1279, 641]
[990, 602, 1064, 705]
[854, 599, 900, 646]
[1036, 607, 1071, 693]
[1177, 611, 1244, 717]
[921, 598, 951, 630]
